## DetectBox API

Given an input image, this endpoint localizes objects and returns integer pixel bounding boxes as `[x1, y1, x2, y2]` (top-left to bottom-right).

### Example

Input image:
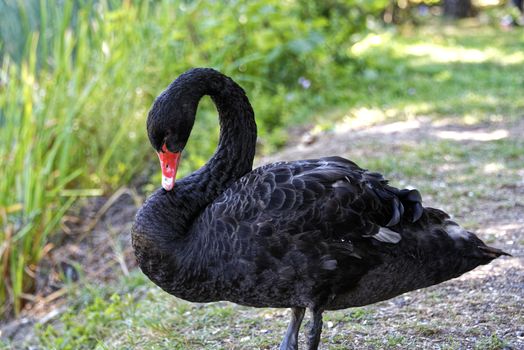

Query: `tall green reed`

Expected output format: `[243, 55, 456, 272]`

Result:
[0, 1, 152, 316]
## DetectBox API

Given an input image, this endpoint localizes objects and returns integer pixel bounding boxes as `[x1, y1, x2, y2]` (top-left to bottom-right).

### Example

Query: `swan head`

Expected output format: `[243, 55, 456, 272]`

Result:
[146, 78, 198, 191]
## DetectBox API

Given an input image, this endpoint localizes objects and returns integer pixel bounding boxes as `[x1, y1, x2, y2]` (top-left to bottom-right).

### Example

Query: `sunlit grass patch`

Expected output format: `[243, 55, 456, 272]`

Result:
[346, 24, 524, 124]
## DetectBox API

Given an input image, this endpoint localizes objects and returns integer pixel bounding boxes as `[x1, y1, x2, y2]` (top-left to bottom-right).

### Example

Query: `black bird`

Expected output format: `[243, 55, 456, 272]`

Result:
[132, 68, 509, 350]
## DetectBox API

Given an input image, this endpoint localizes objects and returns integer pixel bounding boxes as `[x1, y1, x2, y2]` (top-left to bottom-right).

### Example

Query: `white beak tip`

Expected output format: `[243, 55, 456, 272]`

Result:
[162, 175, 175, 191]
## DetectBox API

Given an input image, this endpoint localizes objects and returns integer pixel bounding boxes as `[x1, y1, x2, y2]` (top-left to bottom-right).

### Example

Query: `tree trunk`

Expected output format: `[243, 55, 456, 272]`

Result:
[443, 0, 473, 18]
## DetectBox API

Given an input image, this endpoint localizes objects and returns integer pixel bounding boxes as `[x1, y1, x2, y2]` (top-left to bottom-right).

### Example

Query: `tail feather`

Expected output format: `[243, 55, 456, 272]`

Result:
[403, 207, 510, 266]
[477, 245, 512, 258]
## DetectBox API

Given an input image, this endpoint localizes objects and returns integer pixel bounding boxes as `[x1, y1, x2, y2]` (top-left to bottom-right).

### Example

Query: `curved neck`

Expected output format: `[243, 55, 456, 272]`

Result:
[150, 69, 257, 238]
[182, 69, 257, 198]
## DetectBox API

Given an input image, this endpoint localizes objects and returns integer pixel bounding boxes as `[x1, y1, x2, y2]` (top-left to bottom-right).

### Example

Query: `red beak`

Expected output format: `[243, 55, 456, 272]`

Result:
[157, 144, 181, 191]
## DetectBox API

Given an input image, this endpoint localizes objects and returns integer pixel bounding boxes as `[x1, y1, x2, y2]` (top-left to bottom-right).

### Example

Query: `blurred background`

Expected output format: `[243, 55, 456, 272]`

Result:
[0, 0, 523, 349]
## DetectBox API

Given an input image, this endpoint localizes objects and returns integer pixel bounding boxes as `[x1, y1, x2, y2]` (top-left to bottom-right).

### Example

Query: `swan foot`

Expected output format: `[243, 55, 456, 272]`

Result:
[279, 307, 305, 350]
[306, 308, 323, 350]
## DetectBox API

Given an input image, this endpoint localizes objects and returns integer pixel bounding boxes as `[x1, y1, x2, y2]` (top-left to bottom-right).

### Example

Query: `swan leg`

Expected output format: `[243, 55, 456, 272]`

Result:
[306, 308, 323, 350]
[279, 307, 305, 350]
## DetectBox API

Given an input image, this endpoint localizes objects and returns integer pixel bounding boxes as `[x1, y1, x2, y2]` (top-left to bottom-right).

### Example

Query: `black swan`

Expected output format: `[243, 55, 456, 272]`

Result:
[132, 68, 509, 350]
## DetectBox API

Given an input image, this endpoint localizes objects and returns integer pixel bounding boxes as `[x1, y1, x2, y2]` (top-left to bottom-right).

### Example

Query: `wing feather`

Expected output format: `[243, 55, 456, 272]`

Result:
[195, 157, 424, 300]
[210, 157, 424, 237]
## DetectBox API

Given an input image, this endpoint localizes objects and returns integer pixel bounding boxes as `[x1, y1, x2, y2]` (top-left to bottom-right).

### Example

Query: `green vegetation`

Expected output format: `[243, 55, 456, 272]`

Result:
[0, 0, 388, 316]
[474, 334, 509, 350]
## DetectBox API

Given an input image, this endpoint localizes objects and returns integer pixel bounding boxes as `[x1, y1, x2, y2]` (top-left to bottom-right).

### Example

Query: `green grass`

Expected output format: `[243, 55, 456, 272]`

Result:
[27, 270, 516, 349]
[34, 272, 284, 349]
[474, 334, 509, 350]
[319, 24, 524, 125]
